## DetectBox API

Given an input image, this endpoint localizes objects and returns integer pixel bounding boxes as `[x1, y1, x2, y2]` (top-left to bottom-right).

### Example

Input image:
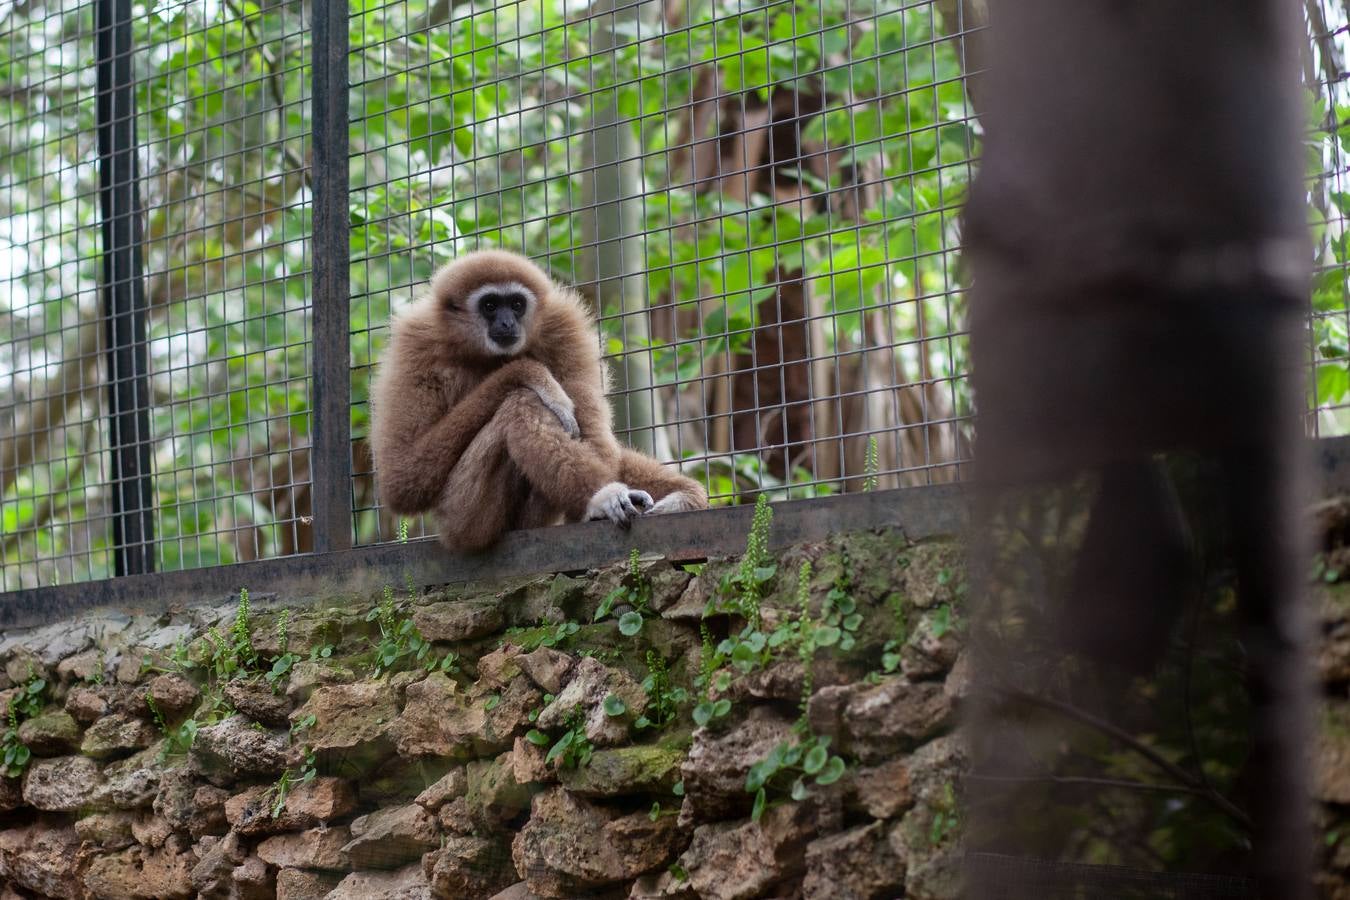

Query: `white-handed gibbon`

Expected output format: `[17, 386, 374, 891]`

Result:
[369, 249, 708, 552]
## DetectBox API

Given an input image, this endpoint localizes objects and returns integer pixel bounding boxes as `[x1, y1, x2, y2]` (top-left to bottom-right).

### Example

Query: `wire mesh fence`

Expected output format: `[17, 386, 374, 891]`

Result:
[0, 0, 1347, 589]
[1308, 0, 1350, 436]
[344, 0, 983, 546]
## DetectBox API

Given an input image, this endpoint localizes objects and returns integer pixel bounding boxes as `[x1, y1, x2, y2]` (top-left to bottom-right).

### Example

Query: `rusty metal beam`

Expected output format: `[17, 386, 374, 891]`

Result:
[0, 482, 966, 630]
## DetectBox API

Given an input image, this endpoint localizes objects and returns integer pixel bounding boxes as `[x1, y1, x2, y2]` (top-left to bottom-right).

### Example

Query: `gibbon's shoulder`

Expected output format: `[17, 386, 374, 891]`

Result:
[390, 291, 439, 334]
[385, 293, 454, 366]
[535, 283, 603, 367]
[539, 281, 595, 332]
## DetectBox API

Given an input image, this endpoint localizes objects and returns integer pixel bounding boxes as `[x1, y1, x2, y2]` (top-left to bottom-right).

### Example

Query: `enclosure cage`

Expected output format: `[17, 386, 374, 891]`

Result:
[0, 0, 1348, 592]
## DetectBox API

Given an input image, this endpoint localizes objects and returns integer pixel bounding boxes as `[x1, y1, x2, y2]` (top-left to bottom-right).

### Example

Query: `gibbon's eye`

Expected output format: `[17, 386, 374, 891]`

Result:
[480, 296, 497, 316]
[510, 296, 525, 315]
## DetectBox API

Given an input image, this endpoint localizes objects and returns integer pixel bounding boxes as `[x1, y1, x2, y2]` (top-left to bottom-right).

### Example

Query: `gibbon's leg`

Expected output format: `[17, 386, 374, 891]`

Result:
[516, 486, 566, 530]
[438, 389, 629, 549]
[435, 407, 533, 552]
[618, 448, 709, 515]
[496, 390, 641, 522]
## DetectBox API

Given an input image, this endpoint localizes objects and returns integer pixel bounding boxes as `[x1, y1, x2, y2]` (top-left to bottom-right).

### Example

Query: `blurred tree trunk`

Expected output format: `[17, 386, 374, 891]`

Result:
[579, 0, 664, 459]
[966, 1, 1313, 894]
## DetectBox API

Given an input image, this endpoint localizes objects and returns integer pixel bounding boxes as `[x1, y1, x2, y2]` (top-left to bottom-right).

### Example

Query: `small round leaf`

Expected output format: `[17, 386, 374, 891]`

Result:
[802, 744, 828, 775]
[815, 755, 847, 785]
[618, 612, 644, 636]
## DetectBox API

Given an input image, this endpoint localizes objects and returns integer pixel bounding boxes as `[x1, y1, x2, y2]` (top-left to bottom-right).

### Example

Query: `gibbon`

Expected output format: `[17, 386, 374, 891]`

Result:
[369, 249, 708, 552]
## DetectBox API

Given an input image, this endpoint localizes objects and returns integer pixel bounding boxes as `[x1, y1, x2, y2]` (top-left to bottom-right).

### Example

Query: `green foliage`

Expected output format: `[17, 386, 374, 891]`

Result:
[596, 550, 653, 638]
[197, 588, 260, 685]
[0, 674, 45, 777]
[232, 588, 257, 667]
[701, 456, 833, 505]
[85, 650, 106, 685]
[728, 495, 776, 627]
[635, 652, 687, 730]
[618, 612, 645, 637]
[147, 694, 199, 760]
[364, 522, 458, 677]
[812, 578, 862, 654]
[165, 637, 194, 675]
[1, 706, 30, 779]
[930, 603, 953, 638]
[366, 589, 437, 677]
[709, 554, 860, 699]
[745, 733, 848, 822]
[692, 622, 733, 728]
[265, 610, 301, 693]
[876, 592, 910, 676]
[795, 563, 816, 718]
[928, 782, 960, 845]
[862, 437, 880, 493]
[270, 713, 318, 818]
[540, 712, 594, 770]
[1312, 553, 1342, 584]
[507, 621, 581, 652]
[880, 639, 903, 674]
[692, 696, 733, 728]
[527, 693, 555, 726]
[10, 673, 44, 721]
[694, 495, 786, 690]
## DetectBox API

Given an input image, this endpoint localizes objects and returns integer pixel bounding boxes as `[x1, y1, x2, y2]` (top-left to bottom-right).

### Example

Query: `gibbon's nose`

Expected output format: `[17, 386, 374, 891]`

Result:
[488, 322, 519, 347]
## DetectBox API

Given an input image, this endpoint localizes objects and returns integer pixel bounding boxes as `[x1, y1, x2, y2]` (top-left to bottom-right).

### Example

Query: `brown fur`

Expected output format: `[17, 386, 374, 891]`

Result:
[370, 250, 707, 551]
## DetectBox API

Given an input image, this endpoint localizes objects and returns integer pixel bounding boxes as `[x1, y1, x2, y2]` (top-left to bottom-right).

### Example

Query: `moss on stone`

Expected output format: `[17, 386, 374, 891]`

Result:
[558, 745, 685, 798]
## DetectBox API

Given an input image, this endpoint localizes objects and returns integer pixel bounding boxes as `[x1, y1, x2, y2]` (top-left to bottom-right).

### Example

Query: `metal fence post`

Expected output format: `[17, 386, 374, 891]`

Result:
[311, 0, 353, 553]
[96, 0, 155, 576]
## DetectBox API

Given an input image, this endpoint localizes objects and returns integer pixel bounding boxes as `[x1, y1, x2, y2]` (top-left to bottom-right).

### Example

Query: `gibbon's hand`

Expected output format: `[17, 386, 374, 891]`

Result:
[586, 482, 654, 527]
[525, 372, 580, 439]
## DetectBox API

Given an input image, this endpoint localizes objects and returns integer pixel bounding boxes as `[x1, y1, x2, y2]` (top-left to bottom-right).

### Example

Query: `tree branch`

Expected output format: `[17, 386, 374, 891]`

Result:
[989, 686, 1253, 830]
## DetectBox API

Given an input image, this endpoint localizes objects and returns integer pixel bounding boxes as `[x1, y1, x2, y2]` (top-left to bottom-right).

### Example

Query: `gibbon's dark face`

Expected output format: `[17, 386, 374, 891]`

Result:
[467, 281, 535, 355]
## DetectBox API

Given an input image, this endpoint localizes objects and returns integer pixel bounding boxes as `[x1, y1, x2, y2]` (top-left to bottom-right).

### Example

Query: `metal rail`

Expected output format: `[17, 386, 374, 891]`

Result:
[96, 0, 155, 576]
[310, 0, 354, 554]
[0, 482, 966, 629]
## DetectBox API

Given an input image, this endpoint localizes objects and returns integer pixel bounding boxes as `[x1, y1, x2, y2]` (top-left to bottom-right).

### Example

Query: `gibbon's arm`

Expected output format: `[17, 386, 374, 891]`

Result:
[373, 357, 569, 515]
[555, 368, 618, 458]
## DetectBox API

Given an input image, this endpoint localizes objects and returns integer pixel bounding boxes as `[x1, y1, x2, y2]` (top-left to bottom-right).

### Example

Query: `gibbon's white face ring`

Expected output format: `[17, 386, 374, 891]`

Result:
[466, 281, 536, 356]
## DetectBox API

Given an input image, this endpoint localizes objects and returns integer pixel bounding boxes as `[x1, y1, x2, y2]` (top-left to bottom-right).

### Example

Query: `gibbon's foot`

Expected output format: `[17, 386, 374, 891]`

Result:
[647, 490, 703, 516]
[586, 482, 654, 527]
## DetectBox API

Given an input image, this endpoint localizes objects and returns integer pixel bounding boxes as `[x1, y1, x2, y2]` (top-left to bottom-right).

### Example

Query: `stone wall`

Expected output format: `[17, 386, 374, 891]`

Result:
[0, 517, 963, 900]
[0, 496, 1347, 899]
[1315, 498, 1350, 899]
